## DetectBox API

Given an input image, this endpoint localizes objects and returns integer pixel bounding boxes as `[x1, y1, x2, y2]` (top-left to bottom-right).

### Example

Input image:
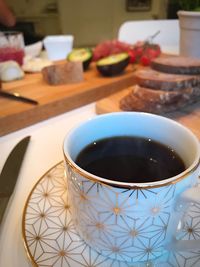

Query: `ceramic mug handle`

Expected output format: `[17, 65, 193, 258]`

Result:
[166, 186, 200, 252]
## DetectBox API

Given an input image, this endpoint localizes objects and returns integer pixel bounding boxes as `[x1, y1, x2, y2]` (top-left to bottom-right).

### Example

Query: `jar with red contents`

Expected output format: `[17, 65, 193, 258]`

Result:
[0, 31, 25, 65]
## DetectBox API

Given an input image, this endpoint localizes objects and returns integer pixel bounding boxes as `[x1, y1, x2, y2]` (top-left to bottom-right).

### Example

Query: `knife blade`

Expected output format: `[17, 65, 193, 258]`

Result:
[0, 136, 31, 224]
[0, 91, 38, 105]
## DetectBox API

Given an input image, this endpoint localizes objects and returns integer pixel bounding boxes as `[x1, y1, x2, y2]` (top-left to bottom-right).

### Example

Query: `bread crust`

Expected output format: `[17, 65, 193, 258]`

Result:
[120, 85, 200, 114]
[151, 56, 200, 75]
[134, 69, 200, 91]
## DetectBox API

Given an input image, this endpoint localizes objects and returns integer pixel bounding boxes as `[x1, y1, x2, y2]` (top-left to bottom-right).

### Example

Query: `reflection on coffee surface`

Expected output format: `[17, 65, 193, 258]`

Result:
[75, 136, 186, 183]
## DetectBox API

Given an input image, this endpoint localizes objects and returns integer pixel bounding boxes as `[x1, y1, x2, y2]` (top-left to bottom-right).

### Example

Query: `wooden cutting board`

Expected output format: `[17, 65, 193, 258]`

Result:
[96, 87, 200, 139]
[0, 64, 136, 136]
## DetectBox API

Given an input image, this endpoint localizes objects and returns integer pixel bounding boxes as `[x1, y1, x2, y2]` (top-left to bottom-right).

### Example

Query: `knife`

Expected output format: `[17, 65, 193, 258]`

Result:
[0, 136, 31, 224]
[0, 90, 38, 105]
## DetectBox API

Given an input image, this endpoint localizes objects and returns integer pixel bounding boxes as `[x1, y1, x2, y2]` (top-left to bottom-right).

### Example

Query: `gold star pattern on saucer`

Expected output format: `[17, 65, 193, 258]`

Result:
[22, 162, 200, 267]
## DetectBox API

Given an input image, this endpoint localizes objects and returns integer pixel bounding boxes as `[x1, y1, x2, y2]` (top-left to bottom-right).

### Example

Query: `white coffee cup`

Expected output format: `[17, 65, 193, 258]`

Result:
[43, 35, 74, 61]
[63, 112, 200, 263]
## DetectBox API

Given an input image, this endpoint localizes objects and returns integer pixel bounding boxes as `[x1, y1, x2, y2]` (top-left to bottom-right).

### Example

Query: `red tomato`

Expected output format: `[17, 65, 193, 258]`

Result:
[145, 48, 158, 59]
[92, 40, 131, 61]
[140, 54, 151, 66]
[134, 46, 144, 58]
[128, 49, 136, 63]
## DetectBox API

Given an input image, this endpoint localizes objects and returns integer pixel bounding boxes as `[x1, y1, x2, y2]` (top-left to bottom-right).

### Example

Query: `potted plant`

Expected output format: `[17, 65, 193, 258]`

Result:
[177, 0, 200, 57]
[177, 0, 200, 11]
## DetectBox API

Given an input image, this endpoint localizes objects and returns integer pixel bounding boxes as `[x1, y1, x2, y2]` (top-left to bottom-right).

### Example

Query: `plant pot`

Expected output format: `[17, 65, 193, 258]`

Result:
[178, 10, 200, 58]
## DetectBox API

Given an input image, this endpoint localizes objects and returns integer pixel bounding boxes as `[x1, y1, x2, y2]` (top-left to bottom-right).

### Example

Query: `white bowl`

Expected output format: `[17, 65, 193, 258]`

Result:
[25, 41, 43, 58]
[43, 35, 74, 61]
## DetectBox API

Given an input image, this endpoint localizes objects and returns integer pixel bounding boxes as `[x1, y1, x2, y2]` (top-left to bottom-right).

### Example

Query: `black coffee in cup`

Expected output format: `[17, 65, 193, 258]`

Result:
[75, 136, 186, 183]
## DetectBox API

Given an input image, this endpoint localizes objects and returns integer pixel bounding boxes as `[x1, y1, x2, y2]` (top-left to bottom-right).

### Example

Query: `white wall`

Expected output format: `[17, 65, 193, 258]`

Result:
[58, 0, 168, 47]
[7, 0, 168, 46]
[7, 0, 56, 16]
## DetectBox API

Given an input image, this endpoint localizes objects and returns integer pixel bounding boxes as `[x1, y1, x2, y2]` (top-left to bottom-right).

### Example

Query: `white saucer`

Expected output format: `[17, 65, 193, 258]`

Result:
[22, 162, 200, 267]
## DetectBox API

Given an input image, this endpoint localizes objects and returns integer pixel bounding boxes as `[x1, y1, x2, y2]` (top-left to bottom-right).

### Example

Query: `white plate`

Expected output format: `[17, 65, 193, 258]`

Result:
[22, 162, 200, 267]
[25, 41, 43, 58]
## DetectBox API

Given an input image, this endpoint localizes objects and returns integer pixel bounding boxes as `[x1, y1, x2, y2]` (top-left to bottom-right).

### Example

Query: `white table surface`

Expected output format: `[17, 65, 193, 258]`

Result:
[0, 103, 96, 267]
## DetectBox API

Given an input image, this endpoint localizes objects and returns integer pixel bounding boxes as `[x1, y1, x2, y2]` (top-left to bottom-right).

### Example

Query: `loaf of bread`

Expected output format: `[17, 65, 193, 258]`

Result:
[151, 56, 200, 75]
[120, 85, 200, 114]
[120, 55, 200, 114]
[134, 69, 200, 91]
[42, 61, 84, 85]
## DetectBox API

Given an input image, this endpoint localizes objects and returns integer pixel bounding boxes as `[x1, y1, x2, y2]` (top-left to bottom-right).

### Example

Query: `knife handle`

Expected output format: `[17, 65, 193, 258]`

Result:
[0, 197, 9, 225]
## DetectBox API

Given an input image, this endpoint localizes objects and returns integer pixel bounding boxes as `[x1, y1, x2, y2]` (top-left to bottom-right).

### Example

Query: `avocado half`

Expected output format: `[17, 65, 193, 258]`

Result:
[96, 53, 130, 77]
[67, 48, 93, 71]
